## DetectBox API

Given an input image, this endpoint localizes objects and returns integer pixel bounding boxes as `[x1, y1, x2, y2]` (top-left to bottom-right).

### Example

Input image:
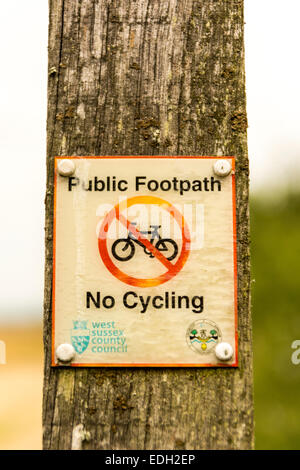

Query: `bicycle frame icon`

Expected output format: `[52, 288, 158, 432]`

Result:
[111, 223, 179, 262]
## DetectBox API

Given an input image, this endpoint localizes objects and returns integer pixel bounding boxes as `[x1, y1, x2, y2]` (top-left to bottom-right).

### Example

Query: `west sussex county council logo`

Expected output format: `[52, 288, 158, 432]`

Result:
[71, 321, 90, 354]
[186, 319, 221, 354]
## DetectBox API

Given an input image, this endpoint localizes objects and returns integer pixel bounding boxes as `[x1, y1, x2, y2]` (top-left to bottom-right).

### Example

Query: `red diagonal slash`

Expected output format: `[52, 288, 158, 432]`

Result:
[116, 210, 174, 271]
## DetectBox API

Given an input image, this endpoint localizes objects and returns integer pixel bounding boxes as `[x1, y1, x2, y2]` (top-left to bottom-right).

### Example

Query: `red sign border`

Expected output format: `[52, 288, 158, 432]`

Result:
[51, 156, 238, 368]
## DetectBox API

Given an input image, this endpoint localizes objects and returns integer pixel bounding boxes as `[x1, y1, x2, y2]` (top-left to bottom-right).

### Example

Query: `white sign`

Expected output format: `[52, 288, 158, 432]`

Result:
[52, 156, 237, 367]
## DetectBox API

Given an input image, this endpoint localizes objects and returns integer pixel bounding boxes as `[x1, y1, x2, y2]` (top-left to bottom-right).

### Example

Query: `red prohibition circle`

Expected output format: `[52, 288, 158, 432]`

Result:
[98, 195, 191, 287]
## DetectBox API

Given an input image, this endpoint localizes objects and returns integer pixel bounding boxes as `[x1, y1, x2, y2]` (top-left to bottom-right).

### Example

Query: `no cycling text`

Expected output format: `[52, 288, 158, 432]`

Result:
[86, 291, 204, 314]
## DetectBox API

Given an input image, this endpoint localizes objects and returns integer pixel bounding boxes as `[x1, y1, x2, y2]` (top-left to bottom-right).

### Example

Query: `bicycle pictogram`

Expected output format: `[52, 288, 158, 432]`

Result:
[111, 223, 178, 262]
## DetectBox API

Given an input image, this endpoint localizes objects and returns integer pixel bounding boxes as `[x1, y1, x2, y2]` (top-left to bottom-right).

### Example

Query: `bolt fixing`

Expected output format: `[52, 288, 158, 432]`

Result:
[215, 342, 233, 361]
[57, 159, 76, 177]
[56, 343, 75, 363]
[213, 159, 232, 177]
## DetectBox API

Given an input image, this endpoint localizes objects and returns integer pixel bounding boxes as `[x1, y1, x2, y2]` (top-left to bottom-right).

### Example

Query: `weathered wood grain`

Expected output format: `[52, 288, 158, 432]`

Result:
[44, 0, 253, 450]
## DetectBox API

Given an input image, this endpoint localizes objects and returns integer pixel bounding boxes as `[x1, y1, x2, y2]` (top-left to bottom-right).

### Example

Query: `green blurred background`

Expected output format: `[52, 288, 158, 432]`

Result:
[251, 193, 300, 449]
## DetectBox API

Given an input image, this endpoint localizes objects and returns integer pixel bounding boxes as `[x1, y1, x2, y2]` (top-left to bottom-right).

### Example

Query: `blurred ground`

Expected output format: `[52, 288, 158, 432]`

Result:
[0, 326, 43, 450]
[0, 194, 300, 449]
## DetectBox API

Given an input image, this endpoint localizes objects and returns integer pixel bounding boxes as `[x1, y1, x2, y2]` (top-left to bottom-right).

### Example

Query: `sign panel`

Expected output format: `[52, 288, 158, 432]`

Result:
[52, 156, 237, 367]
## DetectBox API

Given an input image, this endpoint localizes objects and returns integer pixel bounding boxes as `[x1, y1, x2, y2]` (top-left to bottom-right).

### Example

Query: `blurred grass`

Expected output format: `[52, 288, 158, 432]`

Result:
[251, 193, 300, 449]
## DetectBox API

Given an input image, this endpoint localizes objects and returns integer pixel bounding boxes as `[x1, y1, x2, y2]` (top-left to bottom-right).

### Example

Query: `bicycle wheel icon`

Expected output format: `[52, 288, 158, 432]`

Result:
[111, 239, 135, 262]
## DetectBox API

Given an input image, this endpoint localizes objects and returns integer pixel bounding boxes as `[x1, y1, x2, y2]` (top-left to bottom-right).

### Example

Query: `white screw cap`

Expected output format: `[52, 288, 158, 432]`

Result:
[57, 159, 76, 176]
[213, 159, 232, 177]
[215, 342, 233, 362]
[56, 343, 75, 363]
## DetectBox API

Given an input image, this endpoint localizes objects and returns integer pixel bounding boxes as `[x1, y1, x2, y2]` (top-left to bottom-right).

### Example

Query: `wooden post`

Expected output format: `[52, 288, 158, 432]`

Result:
[44, 0, 253, 450]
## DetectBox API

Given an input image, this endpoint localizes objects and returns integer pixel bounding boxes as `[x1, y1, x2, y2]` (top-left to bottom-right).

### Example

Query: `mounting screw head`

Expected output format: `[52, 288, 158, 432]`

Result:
[215, 342, 233, 362]
[56, 343, 75, 363]
[213, 159, 232, 177]
[57, 159, 76, 177]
